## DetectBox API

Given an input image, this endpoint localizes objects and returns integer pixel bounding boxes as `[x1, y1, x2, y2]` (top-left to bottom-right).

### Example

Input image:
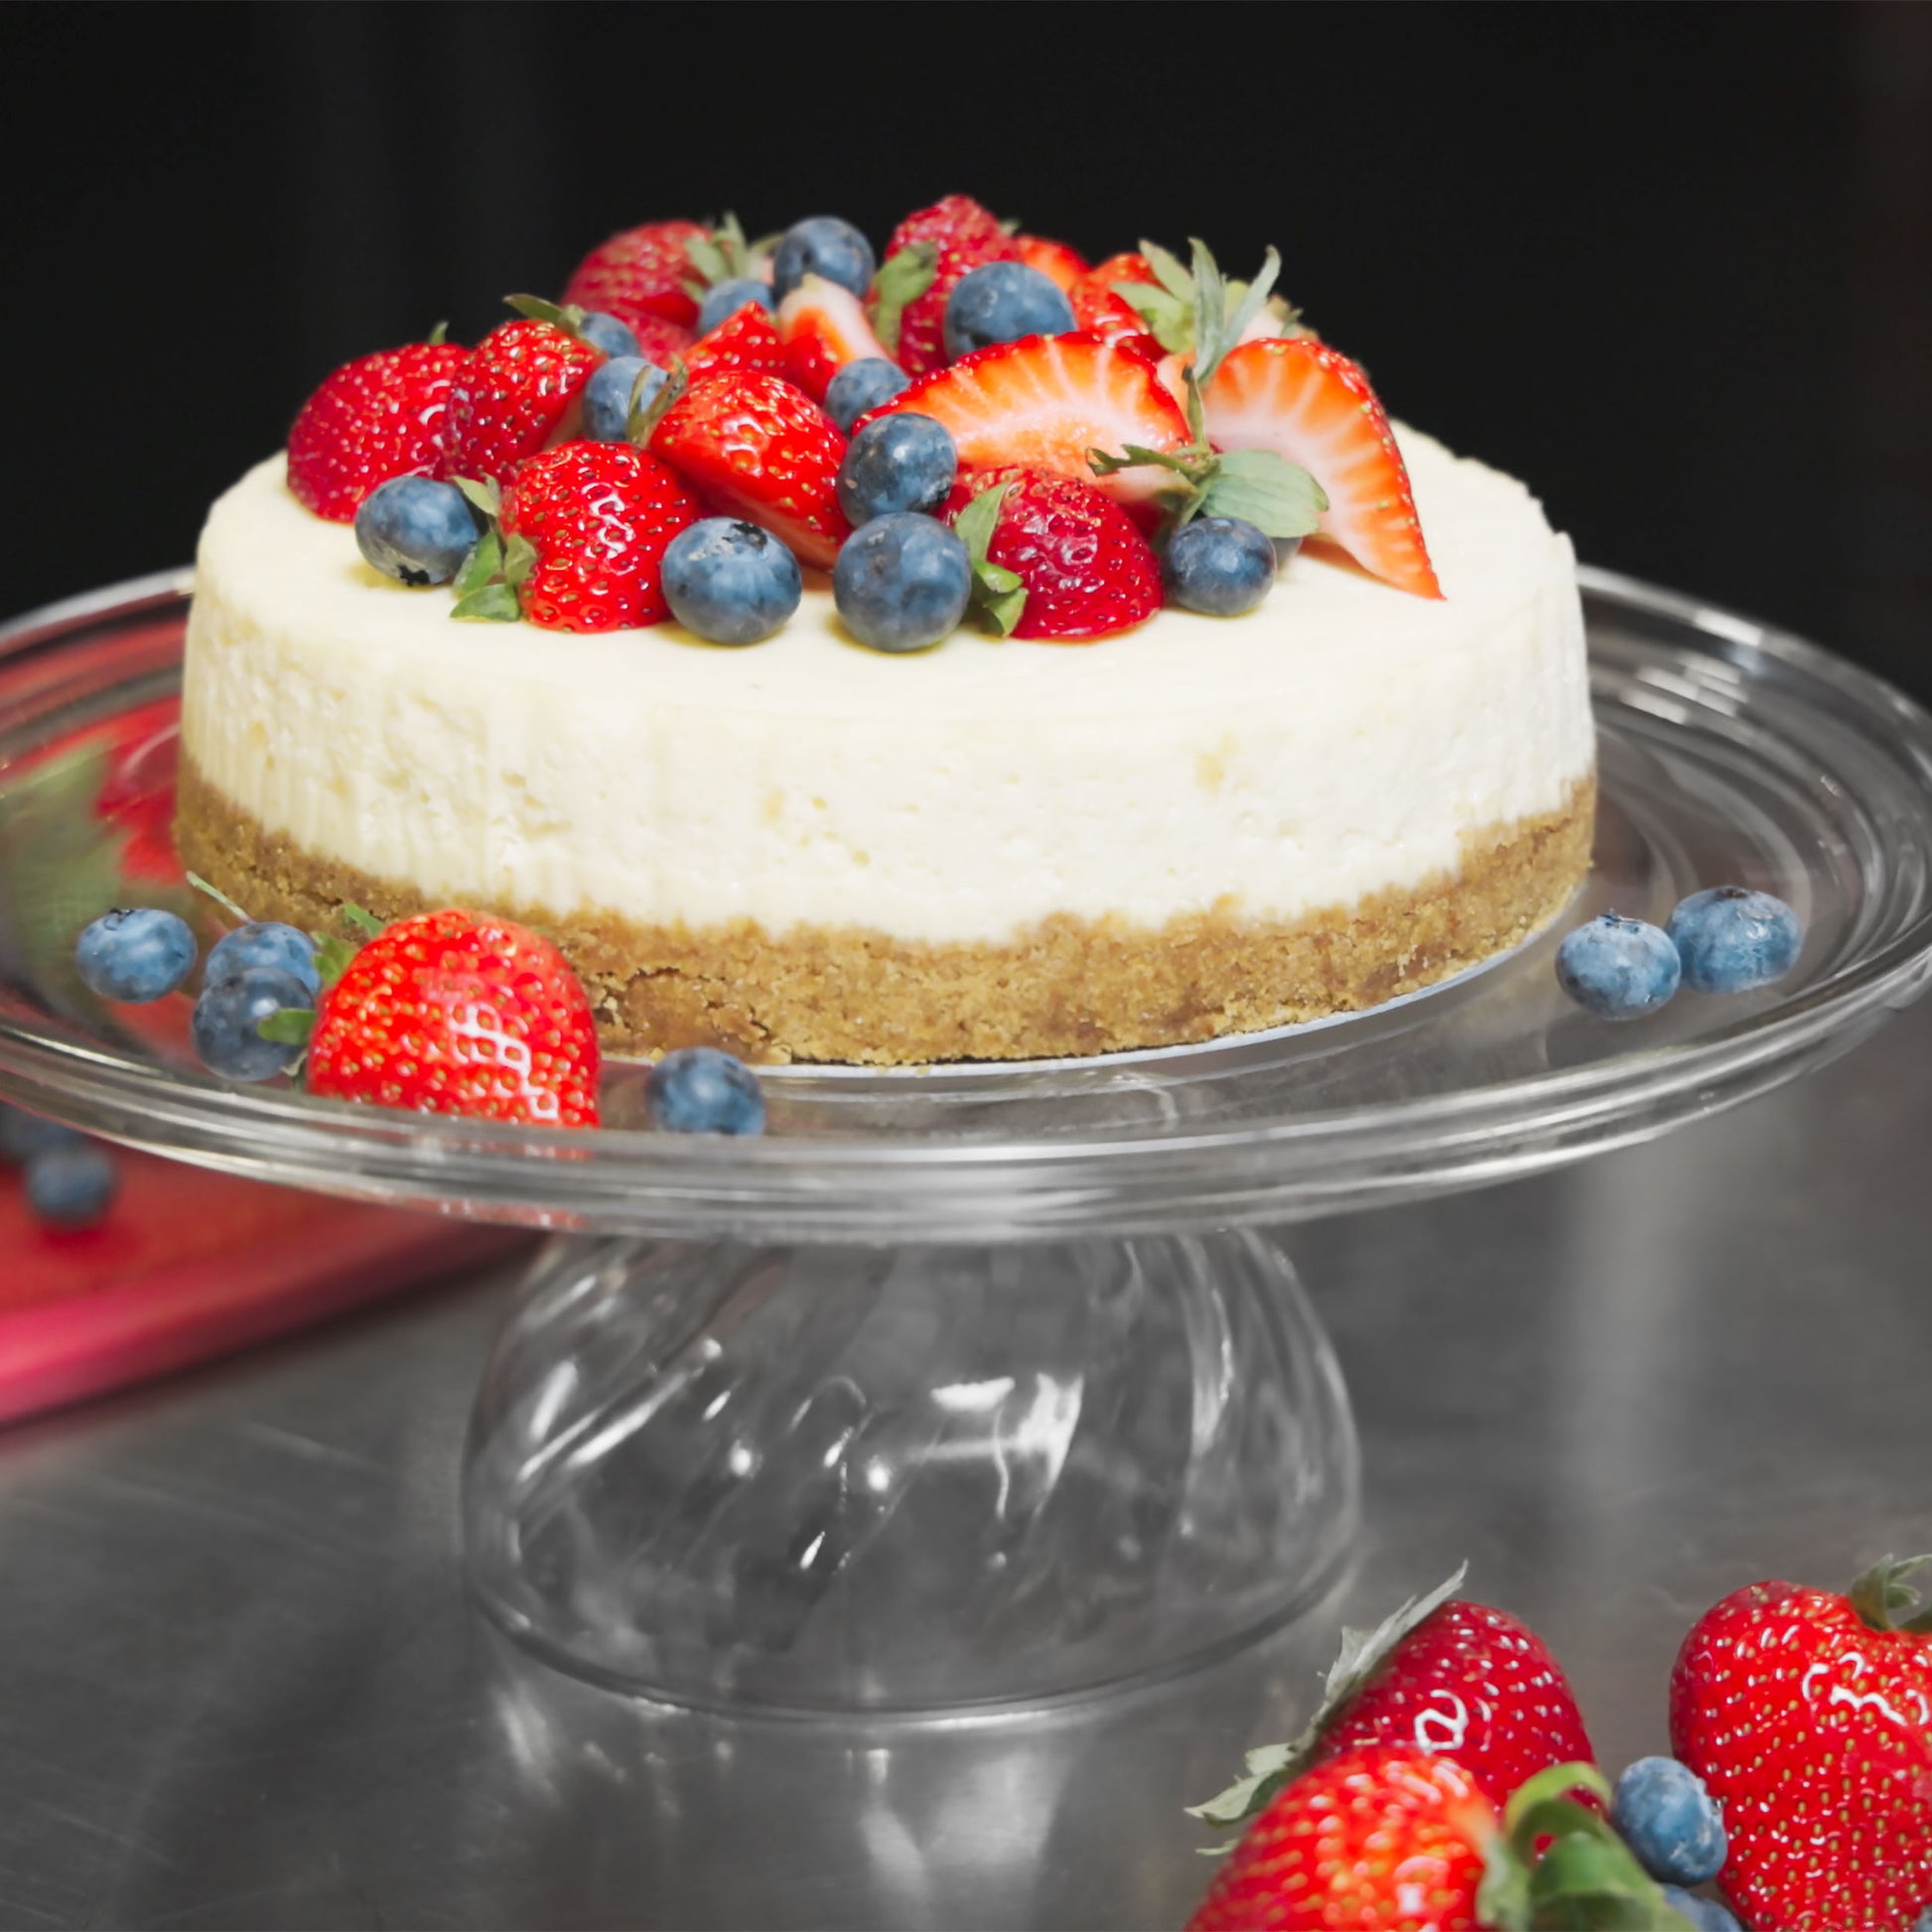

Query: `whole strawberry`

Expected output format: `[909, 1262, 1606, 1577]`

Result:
[1671, 1555, 1932, 1932]
[561, 216, 709, 333]
[1069, 250, 1158, 345]
[443, 318, 602, 484]
[878, 194, 1022, 376]
[498, 442, 703, 630]
[652, 370, 850, 569]
[287, 340, 471, 521]
[683, 302, 791, 383]
[307, 908, 600, 1127]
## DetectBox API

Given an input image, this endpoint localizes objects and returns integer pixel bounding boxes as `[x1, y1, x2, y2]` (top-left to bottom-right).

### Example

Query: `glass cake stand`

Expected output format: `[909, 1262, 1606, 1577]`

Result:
[4, 569, 1931, 1715]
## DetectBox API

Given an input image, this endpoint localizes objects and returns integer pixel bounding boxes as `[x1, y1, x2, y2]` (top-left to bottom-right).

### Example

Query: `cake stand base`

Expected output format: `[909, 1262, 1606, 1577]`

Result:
[462, 1228, 1359, 1714]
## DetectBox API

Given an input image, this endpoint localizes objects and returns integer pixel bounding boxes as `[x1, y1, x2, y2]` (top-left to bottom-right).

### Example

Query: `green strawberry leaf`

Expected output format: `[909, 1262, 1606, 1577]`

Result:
[501, 533, 538, 593]
[1212, 247, 1283, 384]
[627, 358, 686, 446]
[452, 529, 503, 600]
[505, 292, 596, 345]
[1115, 280, 1192, 351]
[185, 869, 253, 926]
[1197, 450, 1328, 538]
[868, 243, 937, 354]
[1138, 238, 1195, 302]
[953, 483, 1029, 636]
[256, 1008, 316, 1047]
[427, 319, 451, 347]
[1850, 1552, 1932, 1634]
[341, 903, 385, 938]
[451, 583, 521, 623]
[312, 933, 356, 991]
[684, 212, 756, 293]
[453, 476, 501, 522]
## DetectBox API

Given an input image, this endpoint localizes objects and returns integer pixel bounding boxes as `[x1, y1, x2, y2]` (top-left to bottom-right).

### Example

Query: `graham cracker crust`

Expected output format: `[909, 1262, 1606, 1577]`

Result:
[176, 760, 1594, 1066]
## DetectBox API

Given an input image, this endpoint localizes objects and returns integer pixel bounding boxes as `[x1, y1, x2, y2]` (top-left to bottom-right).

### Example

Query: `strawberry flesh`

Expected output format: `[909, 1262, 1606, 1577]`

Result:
[777, 277, 896, 403]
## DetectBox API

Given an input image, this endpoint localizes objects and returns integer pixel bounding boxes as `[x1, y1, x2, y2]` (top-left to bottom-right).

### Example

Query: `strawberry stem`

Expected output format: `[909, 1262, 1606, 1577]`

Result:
[185, 870, 252, 927]
[1849, 1553, 1932, 1634]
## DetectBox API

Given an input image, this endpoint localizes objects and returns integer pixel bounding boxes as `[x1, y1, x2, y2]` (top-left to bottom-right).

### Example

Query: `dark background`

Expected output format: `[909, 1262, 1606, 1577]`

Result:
[7, 3, 1929, 692]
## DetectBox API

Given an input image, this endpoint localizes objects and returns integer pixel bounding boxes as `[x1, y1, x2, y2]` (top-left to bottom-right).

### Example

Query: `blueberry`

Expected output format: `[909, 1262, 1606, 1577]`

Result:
[206, 921, 320, 1002]
[355, 477, 481, 587]
[825, 357, 910, 435]
[1611, 1757, 1726, 1886]
[582, 355, 666, 444]
[1556, 913, 1682, 1020]
[1163, 517, 1278, 617]
[770, 216, 876, 303]
[832, 513, 973, 653]
[1659, 1889, 1740, 1932]
[1666, 887, 1803, 994]
[576, 310, 639, 360]
[646, 1046, 765, 1136]
[0, 1102, 82, 1167]
[26, 1141, 116, 1230]
[942, 261, 1076, 359]
[74, 905, 197, 1003]
[697, 277, 773, 336]
[192, 966, 311, 1082]
[661, 518, 803, 646]
[836, 414, 957, 526]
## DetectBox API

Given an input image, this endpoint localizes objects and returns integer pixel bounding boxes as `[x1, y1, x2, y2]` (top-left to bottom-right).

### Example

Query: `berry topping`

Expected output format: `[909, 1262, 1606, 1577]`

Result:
[1557, 912, 1682, 1020]
[682, 301, 791, 382]
[192, 965, 312, 1082]
[1202, 336, 1443, 598]
[1666, 886, 1803, 992]
[205, 921, 322, 1003]
[836, 413, 958, 525]
[876, 194, 1022, 375]
[1162, 515, 1277, 617]
[1068, 251, 1158, 344]
[942, 261, 1076, 360]
[443, 317, 602, 484]
[833, 513, 972, 653]
[575, 311, 640, 360]
[867, 334, 1192, 507]
[824, 356, 909, 435]
[26, 1141, 117, 1230]
[1014, 234, 1089, 291]
[561, 216, 710, 333]
[661, 517, 803, 646]
[696, 277, 774, 337]
[776, 276, 897, 405]
[1610, 1757, 1727, 1888]
[580, 355, 667, 444]
[946, 469, 1162, 641]
[646, 1045, 766, 1136]
[771, 214, 876, 304]
[651, 370, 851, 570]
[75, 906, 197, 1004]
[286, 340, 471, 522]
[306, 908, 601, 1128]
[353, 477, 481, 587]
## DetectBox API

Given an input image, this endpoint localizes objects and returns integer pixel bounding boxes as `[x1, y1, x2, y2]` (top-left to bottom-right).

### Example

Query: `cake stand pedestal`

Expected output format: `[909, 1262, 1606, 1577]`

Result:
[4, 569, 1932, 1715]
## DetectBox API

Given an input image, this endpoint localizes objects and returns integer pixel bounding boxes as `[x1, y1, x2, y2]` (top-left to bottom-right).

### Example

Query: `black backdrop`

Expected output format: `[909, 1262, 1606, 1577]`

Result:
[8, 2, 1929, 694]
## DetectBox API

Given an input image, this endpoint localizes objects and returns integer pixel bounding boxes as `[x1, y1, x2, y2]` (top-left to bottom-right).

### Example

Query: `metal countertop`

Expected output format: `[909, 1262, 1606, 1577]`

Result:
[1, 1000, 1928, 1930]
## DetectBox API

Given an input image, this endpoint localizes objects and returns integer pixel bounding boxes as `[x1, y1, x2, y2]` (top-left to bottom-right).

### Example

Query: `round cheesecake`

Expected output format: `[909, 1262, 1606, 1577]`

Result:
[176, 428, 1594, 1064]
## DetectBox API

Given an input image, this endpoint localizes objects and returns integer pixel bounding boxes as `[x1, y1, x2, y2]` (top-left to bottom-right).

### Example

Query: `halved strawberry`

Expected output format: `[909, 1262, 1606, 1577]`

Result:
[652, 371, 850, 569]
[1016, 234, 1088, 292]
[1201, 338, 1442, 599]
[683, 303, 790, 382]
[562, 217, 709, 332]
[866, 335, 1191, 508]
[879, 195, 1021, 376]
[443, 318, 602, 484]
[776, 276, 896, 404]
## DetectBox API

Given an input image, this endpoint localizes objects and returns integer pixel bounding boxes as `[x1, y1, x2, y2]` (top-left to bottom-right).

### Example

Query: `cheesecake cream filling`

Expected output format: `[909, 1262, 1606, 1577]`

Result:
[179, 430, 1593, 947]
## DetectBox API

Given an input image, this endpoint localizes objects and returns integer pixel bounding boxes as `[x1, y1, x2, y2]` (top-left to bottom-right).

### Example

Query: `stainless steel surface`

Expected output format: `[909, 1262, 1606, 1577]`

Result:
[2, 1001, 1929, 1930]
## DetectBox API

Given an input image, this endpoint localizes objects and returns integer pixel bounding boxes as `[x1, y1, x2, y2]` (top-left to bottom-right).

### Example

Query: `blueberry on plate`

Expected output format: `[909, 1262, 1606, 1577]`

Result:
[354, 477, 481, 587]
[192, 966, 312, 1082]
[205, 920, 321, 1002]
[646, 1046, 765, 1136]
[582, 355, 666, 444]
[1163, 516, 1278, 617]
[1610, 1756, 1726, 1887]
[1666, 887, 1802, 994]
[942, 261, 1075, 359]
[661, 517, 802, 646]
[74, 905, 197, 1003]
[1556, 912, 1681, 1020]
[576, 310, 640, 360]
[836, 413, 957, 525]
[1659, 1888, 1740, 1932]
[696, 277, 773, 336]
[832, 513, 973, 653]
[26, 1141, 117, 1230]
[825, 357, 909, 436]
[770, 215, 876, 304]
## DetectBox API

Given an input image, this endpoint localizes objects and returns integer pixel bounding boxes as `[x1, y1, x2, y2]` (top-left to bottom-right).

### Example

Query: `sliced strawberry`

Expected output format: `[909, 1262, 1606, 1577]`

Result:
[867, 335, 1191, 508]
[443, 319, 601, 485]
[880, 195, 1022, 376]
[776, 276, 896, 404]
[1016, 234, 1088, 292]
[652, 371, 850, 569]
[683, 303, 790, 382]
[287, 341, 471, 522]
[1202, 337, 1442, 599]
[562, 217, 709, 332]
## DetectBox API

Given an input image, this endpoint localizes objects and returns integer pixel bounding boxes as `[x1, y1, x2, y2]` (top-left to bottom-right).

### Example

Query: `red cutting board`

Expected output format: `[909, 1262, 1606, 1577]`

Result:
[0, 1149, 522, 1425]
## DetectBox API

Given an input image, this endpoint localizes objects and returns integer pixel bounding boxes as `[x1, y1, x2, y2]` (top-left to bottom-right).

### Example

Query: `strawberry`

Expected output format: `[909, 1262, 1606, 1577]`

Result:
[1201, 336, 1443, 599]
[878, 194, 1022, 376]
[1016, 234, 1088, 291]
[561, 216, 709, 333]
[1670, 1555, 1932, 1932]
[1069, 250, 1157, 344]
[497, 441, 703, 630]
[651, 370, 850, 569]
[626, 312, 699, 368]
[944, 468, 1162, 641]
[443, 318, 602, 484]
[682, 302, 790, 383]
[776, 275, 895, 404]
[286, 340, 471, 522]
[307, 908, 600, 1128]
[865, 335, 1191, 509]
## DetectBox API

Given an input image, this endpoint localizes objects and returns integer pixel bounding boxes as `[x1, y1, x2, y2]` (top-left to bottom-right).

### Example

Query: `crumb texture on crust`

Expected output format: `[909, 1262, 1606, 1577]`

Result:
[178, 761, 1595, 1066]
